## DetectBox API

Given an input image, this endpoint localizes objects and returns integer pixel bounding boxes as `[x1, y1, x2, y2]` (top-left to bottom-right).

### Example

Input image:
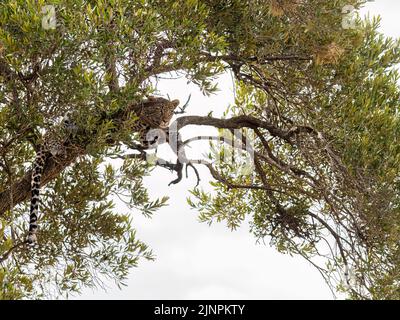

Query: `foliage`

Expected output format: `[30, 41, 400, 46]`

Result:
[188, 2, 400, 299]
[0, 0, 399, 299]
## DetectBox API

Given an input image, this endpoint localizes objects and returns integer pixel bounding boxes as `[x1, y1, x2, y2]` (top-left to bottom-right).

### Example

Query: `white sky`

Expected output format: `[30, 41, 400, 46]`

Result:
[77, 1, 400, 300]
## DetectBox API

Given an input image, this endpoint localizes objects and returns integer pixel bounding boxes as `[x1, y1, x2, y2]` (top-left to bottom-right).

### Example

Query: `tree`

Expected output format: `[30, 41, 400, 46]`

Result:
[0, 0, 399, 299]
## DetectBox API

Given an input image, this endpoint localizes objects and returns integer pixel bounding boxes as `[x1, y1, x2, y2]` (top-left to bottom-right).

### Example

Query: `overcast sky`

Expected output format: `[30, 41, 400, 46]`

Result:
[77, 1, 400, 300]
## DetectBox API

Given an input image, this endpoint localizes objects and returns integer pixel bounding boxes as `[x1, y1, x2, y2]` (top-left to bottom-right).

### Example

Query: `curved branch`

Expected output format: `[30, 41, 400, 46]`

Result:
[173, 115, 288, 139]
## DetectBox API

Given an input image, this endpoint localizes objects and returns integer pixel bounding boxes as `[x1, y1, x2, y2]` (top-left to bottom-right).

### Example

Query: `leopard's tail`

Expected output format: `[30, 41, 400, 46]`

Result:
[27, 149, 47, 245]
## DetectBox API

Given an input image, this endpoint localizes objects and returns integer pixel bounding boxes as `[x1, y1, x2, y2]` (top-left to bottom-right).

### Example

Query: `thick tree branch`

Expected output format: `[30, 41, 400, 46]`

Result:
[174, 115, 289, 138]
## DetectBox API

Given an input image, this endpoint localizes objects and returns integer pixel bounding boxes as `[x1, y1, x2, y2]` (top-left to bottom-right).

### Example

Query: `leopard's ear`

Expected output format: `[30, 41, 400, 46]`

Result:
[171, 99, 180, 107]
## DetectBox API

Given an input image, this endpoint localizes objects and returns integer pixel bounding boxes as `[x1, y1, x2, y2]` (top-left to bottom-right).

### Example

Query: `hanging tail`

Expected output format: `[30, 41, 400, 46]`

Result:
[27, 149, 46, 245]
